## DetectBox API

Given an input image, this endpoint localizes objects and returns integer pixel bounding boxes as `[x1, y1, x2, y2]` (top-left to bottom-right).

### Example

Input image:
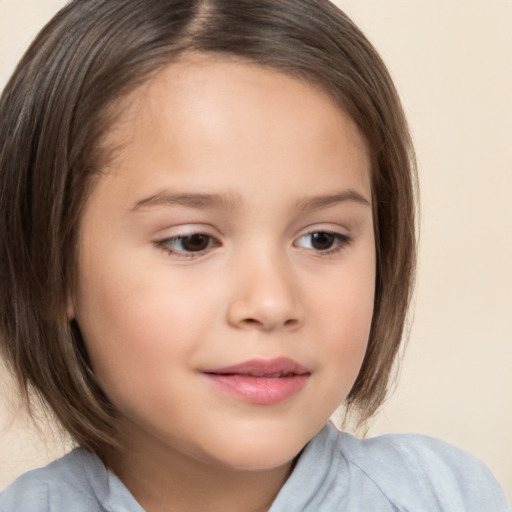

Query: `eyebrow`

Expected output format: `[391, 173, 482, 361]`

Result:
[130, 191, 241, 212]
[130, 189, 370, 212]
[295, 190, 371, 211]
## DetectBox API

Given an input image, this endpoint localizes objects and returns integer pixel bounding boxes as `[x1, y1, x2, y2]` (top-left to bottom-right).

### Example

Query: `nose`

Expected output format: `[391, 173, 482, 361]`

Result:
[226, 251, 303, 332]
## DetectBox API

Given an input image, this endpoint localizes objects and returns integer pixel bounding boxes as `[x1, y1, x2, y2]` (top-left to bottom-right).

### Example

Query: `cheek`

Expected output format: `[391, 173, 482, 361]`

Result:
[297, 263, 374, 432]
[73, 248, 224, 394]
[322, 301, 372, 383]
[73, 262, 170, 382]
[313, 255, 375, 376]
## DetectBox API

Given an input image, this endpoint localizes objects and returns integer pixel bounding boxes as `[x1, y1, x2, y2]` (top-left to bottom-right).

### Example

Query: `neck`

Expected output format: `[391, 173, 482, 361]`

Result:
[102, 427, 295, 512]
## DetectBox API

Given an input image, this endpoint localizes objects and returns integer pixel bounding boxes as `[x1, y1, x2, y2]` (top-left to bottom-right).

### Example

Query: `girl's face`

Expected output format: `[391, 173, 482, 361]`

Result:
[72, 56, 375, 471]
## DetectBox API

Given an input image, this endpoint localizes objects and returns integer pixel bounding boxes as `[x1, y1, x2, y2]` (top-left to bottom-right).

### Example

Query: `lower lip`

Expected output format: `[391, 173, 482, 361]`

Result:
[204, 373, 309, 405]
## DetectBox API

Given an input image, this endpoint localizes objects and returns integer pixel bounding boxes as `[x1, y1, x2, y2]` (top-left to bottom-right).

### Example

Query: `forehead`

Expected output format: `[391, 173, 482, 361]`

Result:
[97, 55, 371, 203]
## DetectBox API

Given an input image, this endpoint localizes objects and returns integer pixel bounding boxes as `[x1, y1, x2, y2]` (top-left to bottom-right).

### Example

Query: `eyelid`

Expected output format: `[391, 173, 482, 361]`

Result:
[293, 228, 352, 255]
[294, 223, 351, 241]
[153, 226, 222, 259]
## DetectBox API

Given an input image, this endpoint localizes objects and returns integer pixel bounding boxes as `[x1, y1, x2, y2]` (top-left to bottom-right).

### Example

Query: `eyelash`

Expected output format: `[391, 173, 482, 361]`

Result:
[294, 231, 351, 255]
[154, 231, 351, 259]
[155, 233, 221, 259]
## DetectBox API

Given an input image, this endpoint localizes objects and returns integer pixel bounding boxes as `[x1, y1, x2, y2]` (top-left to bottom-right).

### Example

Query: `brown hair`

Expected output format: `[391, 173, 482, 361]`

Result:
[0, 0, 416, 451]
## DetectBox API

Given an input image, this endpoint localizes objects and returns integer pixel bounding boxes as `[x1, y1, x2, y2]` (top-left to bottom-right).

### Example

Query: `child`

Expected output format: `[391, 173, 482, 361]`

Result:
[0, 0, 509, 510]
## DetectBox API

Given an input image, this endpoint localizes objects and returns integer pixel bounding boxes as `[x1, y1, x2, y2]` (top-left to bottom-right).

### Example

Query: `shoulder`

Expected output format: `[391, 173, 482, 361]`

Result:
[336, 426, 510, 511]
[0, 449, 107, 512]
[273, 424, 509, 511]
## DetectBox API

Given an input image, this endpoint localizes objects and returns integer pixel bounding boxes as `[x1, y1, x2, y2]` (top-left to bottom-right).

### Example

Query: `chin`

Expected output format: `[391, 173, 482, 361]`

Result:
[202, 430, 311, 472]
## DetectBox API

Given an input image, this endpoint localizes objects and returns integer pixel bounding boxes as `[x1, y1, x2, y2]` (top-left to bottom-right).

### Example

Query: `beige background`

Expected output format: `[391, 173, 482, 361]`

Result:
[1, 0, 511, 503]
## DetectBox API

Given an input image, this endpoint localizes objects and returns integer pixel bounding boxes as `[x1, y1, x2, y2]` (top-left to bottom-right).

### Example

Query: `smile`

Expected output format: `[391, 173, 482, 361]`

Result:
[202, 357, 311, 405]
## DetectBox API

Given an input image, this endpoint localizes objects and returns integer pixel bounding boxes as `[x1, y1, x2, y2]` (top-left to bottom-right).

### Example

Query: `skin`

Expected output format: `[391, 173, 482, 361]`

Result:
[71, 56, 376, 512]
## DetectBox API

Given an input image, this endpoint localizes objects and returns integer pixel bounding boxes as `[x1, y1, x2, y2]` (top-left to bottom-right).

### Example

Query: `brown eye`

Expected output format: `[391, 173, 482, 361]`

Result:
[178, 234, 212, 252]
[294, 231, 350, 253]
[310, 232, 336, 250]
[159, 233, 217, 255]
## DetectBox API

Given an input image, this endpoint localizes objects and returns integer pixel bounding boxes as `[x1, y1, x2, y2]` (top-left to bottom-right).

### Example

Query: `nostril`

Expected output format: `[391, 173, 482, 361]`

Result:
[284, 318, 299, 328]
[239, 317, 299, 331]
[227, 295, 303, 331]
[242, 318, 260, 326]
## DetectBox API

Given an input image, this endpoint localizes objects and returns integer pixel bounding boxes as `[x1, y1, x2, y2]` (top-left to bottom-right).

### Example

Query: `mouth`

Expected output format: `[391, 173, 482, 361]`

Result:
[202, 357, 311, 405]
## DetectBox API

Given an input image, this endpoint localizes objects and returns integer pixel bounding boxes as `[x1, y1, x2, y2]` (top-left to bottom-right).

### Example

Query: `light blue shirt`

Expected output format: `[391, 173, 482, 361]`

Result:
[1, 422, 509, 511]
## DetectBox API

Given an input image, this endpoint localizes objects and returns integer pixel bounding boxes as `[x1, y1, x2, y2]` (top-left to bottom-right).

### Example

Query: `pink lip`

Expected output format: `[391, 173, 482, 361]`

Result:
[202, 357, 310, 405]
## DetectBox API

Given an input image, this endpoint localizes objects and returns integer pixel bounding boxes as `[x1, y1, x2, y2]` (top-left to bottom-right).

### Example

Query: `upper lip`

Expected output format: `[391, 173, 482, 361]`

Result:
[203, 357, 310, 377]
